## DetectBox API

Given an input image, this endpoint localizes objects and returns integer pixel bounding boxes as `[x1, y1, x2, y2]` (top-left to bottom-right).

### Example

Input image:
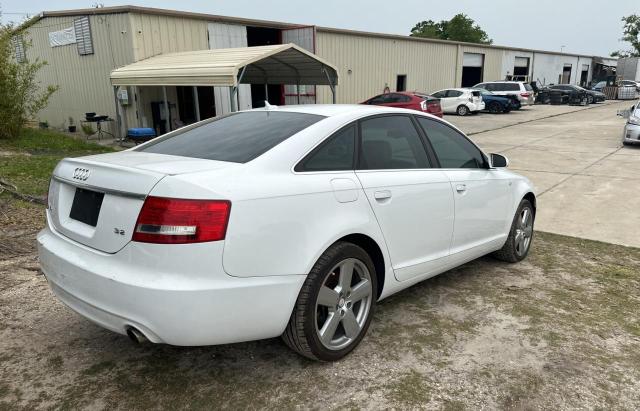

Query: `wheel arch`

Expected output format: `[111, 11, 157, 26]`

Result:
[333, 233, 386, 299]
[523, 191, 537, 215]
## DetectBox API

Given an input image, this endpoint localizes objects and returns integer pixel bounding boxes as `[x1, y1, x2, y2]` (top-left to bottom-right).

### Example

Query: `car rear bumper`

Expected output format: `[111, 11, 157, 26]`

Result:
[469, 102, 485, 111]
[37, 225, 305, 346]
[623, 123, 640, 144]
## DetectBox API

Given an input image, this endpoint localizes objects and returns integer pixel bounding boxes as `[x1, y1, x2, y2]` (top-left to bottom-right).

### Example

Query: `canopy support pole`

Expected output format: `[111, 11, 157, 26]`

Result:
[231, 66, 248, 112]
[322, 67, 337, 104]
[162, 86, 170, 134]
[265, 83, 269, 102]
[296, 82, 301, 104]
[113, 86, 122, 141]
[193, 86, 201, 121]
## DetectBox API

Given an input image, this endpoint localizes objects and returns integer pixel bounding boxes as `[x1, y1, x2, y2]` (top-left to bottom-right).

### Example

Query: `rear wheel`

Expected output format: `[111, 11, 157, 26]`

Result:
[457, 105, 470, 116]
[488, 101, 503, 113]
[493, 199, 534, 263]
[282, 242, 377, 361]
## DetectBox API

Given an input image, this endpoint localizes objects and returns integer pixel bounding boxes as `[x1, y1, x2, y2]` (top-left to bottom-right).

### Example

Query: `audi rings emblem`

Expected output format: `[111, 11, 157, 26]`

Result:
[72, 167, 91, 181]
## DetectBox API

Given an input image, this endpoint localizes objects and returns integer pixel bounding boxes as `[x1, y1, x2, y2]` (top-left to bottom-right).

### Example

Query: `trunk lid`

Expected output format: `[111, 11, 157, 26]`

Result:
[48, 152, 233, 253]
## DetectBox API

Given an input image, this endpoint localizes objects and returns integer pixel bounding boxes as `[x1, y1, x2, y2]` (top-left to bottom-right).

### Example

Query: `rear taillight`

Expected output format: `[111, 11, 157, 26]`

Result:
[426, 101, 441, 113]
[420, 100, 427, 110]
[520, 92, 531, 98]
[132, 196, 231, 244]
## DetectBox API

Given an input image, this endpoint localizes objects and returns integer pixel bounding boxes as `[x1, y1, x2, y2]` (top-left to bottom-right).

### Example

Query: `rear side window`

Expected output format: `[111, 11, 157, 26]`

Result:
[447, 90, 463, 97]
[417, 117, 486, 169]
[138, 111, 324, 163]
[359, 116, 430, 170]
[296, 125, 355, 172]
[503, 83, 521, 91]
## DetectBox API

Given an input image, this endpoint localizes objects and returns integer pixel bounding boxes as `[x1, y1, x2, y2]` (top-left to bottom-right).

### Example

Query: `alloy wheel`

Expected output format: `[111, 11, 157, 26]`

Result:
[514, 207, 533, 257]
[315, 258, 373, 351]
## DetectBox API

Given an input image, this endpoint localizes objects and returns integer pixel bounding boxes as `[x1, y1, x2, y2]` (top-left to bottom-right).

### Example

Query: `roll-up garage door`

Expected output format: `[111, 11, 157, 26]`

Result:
[463, 53, 484, 67]
[461, 53, 484, 87]
[515, 57, 529, 67]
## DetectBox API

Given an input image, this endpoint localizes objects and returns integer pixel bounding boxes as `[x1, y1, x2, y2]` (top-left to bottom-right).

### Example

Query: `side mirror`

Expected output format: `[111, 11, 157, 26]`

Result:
[490, 153, 509, 168]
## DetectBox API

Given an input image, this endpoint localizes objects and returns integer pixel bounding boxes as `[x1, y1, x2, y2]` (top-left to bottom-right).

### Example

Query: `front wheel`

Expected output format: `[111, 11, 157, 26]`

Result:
[282, 242, 377, 361]
[457, 105, 470, 116]
[493, 199, 534, 263]
[587, 95, 594, 104]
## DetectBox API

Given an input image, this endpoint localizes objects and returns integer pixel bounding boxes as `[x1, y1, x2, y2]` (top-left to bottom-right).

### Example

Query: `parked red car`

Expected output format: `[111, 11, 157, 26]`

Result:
[361, 92, 443, 117]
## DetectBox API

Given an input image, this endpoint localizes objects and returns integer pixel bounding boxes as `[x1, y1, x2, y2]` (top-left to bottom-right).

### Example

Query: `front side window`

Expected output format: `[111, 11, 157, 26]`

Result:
[138, 111, 324, 163]
[296, 125, 355, 172]
[359, 116, 430, 170]
[431, 90, 446, 98]
[417, 117, 486, 169]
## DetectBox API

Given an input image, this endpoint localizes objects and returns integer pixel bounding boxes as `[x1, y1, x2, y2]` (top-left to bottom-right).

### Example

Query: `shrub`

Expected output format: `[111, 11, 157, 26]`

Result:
[0, 21, 58, 139]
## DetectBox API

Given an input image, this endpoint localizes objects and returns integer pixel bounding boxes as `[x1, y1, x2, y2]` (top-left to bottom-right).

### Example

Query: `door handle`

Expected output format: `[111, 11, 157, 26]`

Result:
[374, 190, 392, 200]
[455, 184, 467, 193]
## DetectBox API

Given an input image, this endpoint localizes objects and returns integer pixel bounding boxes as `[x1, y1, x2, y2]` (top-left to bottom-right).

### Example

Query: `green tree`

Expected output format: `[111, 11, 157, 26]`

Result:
[611, 14, 640, 58]
[411, 13, 493, 44]
[0, 19, 58, 139]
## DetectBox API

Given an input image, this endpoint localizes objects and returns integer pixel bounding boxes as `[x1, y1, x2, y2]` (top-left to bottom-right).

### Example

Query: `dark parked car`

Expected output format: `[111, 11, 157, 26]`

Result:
[362, 92, 443, 117]
[547, 85, 589, 105]
[472, 88, 513, 113]
[549, 84, 604, 104]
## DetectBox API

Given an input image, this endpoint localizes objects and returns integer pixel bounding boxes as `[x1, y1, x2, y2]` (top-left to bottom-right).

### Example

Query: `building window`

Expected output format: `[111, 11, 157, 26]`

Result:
[11, 35, 26, 62]
[396, 75, 407, 92]
[74, 16, 94, 56]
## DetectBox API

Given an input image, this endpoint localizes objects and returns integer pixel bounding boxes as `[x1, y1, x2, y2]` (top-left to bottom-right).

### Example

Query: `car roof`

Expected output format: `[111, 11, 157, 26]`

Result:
[248, 104, 405, 117]
[480, 81, 525, 84]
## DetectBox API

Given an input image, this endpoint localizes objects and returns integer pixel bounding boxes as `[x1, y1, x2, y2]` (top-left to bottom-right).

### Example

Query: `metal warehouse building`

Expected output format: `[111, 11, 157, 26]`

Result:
[21, 5, 617, 137]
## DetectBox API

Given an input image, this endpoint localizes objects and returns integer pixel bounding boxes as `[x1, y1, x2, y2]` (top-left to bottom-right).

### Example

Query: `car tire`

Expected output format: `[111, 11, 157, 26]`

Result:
[623, 141, 631, 146]
[457, 105, 470, 116]
[492, 199, 534, 263]
[282, 242, 377, 361]
[488, 101, 502, 114]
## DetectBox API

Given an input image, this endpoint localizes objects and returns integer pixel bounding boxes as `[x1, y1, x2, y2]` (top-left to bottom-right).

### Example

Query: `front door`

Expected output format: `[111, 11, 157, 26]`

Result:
[416, 117, 511, 256]
[355, 115, 455, 281]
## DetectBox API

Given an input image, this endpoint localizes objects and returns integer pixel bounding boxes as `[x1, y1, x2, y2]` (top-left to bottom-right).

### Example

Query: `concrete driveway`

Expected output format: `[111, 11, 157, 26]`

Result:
[447, 101, 640, 248]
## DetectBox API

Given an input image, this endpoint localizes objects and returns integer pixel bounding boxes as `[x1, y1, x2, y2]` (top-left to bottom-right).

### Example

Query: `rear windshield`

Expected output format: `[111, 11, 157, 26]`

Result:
[138, 111, 325, 163]
[524, 83, 534, 91]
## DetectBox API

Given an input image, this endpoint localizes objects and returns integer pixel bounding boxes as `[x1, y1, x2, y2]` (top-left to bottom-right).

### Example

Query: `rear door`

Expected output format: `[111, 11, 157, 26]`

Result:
[355, 114, 454, 281]
[416, 117, 512, 256]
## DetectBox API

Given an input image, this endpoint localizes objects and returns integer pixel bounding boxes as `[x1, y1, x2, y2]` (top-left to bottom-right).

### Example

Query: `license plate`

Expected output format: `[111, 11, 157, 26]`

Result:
[69, 188, 104, 227]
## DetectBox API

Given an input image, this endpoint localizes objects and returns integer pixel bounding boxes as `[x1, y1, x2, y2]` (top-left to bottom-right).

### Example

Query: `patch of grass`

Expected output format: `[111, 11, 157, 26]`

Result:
[0, 128, 114, 196]
[386, 369, 432, 406]
[0, 128, 112, 156]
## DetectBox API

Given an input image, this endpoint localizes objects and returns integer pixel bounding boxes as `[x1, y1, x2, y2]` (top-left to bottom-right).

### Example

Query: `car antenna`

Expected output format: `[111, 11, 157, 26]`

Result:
[264, 101, 278, 110]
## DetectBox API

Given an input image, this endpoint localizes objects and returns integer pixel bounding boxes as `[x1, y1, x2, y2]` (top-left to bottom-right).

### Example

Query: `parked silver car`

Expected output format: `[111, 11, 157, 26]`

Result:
[474, 81, 535, 106]
[620, 101, 640, 146]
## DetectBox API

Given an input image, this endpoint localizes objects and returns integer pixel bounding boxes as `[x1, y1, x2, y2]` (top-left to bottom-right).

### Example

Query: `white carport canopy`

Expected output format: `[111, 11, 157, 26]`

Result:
[110, 44, 338, 138]
[110, 43, 338, 89]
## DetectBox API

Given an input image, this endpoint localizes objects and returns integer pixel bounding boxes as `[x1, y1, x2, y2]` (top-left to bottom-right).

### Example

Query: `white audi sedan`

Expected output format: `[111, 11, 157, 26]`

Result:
[38, 105, 536, 361]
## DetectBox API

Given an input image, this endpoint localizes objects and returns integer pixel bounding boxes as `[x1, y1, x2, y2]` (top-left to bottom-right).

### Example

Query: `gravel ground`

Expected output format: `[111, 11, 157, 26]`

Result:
[1, 197, 639, 410]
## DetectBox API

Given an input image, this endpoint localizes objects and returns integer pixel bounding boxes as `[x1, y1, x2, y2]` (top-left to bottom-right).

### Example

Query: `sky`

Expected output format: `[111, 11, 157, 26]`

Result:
[1, 0, 638, 57]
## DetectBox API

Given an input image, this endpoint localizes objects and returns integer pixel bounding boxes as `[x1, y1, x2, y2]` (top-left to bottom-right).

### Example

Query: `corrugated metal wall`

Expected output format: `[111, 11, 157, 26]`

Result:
[315, 31, 458, 104]
[128, 12, 208, 61]
[26, 13, 134, 133]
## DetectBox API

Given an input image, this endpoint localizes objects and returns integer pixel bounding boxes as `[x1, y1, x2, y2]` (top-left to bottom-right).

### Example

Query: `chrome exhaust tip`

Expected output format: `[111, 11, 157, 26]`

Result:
[126, 327, 148, 344]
